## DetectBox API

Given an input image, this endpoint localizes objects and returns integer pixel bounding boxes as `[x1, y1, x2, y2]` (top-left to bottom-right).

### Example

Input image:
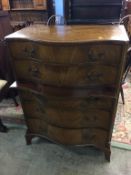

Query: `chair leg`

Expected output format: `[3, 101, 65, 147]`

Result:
[0, 118, 8, 133]
[12, 97, 19, 107]
[120, 86, 125, 104]
[9, 88, 19, 107]
[9, 82, 19, 107]
[123, 66, 131, 83]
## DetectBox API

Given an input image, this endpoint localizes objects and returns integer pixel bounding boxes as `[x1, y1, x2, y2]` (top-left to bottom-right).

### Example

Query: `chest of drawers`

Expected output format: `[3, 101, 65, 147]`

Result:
[5, 24, 129, 161]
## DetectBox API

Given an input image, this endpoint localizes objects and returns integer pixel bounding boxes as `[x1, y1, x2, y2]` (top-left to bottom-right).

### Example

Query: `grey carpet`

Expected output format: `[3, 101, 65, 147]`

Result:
[0, 124, 131, 175]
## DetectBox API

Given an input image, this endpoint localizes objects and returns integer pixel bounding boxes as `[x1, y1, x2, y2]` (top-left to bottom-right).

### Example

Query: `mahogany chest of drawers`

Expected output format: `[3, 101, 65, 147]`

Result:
[5, 24, 129, 161]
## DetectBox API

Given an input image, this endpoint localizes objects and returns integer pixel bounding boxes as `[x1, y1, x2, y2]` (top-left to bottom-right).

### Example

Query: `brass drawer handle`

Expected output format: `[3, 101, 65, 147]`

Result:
[89, 134, 96, 141]
[28, 66, 40, 77]
[32, 68, 39, 73]
[23, 48, 36, 58]
[36, 106, 45, 113]
[84, 115, 98, 122]
[30, 48, 36, 58]
[92, 115, 98, 122]
[88, 51, 104, 62]
[83, 131, 96, 141]
[87, 73, 103, 81]
[23, 48, 28, 56]
[81, 97, 99, 107]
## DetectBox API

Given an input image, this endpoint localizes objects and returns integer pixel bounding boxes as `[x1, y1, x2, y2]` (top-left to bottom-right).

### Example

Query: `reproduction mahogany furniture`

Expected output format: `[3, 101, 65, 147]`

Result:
[2, 0, 49, 25]
[5, 24, 129, 161]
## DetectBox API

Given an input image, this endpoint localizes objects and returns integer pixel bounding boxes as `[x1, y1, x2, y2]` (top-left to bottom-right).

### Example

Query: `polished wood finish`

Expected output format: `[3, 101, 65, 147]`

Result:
[2, 0, 47, 10]
[5, 24, 129, 161]
[5, 24, 128, 42]
[2, 0, 48, 28]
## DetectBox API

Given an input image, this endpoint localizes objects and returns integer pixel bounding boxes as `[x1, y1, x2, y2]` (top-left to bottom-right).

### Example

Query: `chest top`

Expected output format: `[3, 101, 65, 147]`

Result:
[5, 24, 129, 44]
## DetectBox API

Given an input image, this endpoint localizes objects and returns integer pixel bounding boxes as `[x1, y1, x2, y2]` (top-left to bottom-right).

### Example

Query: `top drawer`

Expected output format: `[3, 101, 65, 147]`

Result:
[9, 41, 122, 66]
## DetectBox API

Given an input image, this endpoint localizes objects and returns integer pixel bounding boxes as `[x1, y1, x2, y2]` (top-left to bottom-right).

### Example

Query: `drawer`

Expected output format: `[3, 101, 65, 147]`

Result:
[39, 95, 114, 110]
[9, 41, 122, 65]
[22, 100, 110, 129]
[45, 108, 110, 129]
[20, 89, 114, 109]
[14, 59, 118, 86]
[48, 127, 107, 146]
[26, 118, 108, 147]
[19, 90, 111, 129]
[9, 41, 35, 60]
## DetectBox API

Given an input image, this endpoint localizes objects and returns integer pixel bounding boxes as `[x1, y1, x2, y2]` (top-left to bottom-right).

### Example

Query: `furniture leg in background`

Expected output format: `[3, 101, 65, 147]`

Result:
[0, 79, 8, 133]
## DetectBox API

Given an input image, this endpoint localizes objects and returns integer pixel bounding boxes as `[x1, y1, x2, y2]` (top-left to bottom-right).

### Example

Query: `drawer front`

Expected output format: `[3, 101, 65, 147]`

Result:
[39, 95, 114, 110]
[9, 41, 122, 65]
[14, 60, 118, 86]
[20, 90, 111, 129]
[27, 118, 108, 147]
[9, 41, 35, 59]
[22, 100, 110, 129]
[20, 89, 114, 110]
[45, 108, 110, 129]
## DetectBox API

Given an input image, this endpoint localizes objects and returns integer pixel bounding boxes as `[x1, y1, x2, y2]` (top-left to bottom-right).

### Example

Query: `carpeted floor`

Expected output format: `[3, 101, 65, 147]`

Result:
[112, 72, 131, 146]
[0, 124, 131, 175]
[0, 73, 131, 148]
